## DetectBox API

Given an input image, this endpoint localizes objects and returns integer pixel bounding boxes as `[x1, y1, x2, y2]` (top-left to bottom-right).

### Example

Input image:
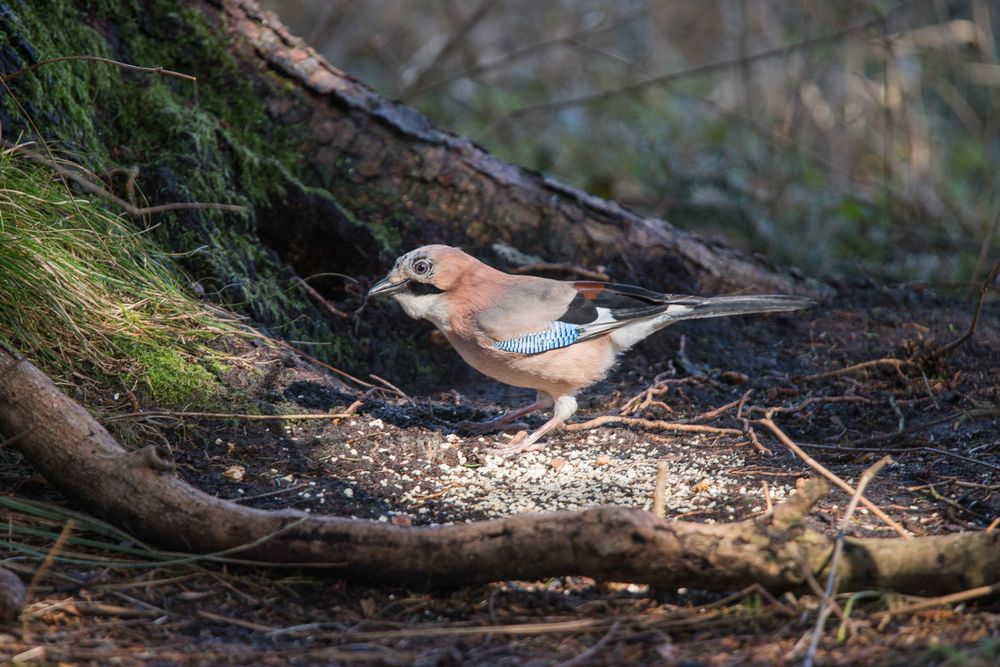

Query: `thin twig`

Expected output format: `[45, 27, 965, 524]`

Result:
[13, 146, 248, 217]
[758, 418, 910, 538]
[261, 335, 375, 390]
[22, 519, 75, 639]
[872, 580, 1000, 620]
[369, 374, 415, 406]
[332, 399, 364, 424]
[796, 358, 920, 383]
[803, 456, 893, 667]
[400, 0, 500, 97]
[691, 390, 753, 422]
[755, 395, 872, 416]
[652, 461, 668, 518]
[798, 442, 1000, 474]
[408, 7, 647, 97]
[198, 609, 278, 633]
[482, 3, 909, 130]
[741, 420, 772, 456]
[230, 484, 309, 504]
[935, 260, 1000, 356]
[23, 521, 75, 596]
[296, 278, 349, 319]
[761, 480, 773, 514]
[1, 55, 196, 83]
[554, 620, 620, 667]
[796, 549, 848, 627]
[105, 410, 357, 422]
[565, 415, 741, 436]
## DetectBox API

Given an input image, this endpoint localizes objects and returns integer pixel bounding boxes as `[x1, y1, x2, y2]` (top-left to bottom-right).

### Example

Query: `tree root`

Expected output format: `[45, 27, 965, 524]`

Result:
[1, 344, 997, 594]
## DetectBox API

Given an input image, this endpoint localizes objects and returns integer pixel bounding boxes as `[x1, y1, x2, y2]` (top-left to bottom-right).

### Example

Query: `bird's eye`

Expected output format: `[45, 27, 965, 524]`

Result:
[413, 259, 431, 275]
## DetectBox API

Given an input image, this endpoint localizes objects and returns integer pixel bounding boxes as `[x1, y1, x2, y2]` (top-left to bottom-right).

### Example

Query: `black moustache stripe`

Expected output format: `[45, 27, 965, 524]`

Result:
[409, 282, 445, 296]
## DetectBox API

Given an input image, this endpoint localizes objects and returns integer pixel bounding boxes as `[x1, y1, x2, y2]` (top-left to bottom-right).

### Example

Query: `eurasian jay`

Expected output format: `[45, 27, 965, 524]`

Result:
[368, 245, 813, 453]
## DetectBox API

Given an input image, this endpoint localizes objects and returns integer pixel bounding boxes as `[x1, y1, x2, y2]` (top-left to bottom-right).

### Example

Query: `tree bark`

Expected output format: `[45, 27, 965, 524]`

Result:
[1, 345, 995, 596]
[207, 0, 830, 297]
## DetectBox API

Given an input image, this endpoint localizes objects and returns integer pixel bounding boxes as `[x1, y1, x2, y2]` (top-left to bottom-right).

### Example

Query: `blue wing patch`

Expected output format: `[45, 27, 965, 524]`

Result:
[494, 321, 580, 354]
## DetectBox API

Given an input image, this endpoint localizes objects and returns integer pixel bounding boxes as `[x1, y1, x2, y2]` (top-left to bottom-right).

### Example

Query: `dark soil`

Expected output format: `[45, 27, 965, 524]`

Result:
[1, 285, 998, 665]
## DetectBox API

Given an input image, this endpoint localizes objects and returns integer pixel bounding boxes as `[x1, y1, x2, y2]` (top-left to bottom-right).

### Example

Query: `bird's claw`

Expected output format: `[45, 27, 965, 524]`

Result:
[489, 431, 545, 455]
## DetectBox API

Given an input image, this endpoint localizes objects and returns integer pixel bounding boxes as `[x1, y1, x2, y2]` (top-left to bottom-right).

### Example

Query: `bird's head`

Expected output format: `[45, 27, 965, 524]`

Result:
[368, 245, 473, 325]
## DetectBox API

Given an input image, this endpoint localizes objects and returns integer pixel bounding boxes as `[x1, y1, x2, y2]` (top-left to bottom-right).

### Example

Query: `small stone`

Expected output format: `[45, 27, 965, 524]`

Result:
[595, 454, 612, 466]
[222, 465, 244, 482]
[526, 463, 545, 480]
[720, 371, 749, 385]
[549, 457, 567, 472]
[343, 487, 354, 498]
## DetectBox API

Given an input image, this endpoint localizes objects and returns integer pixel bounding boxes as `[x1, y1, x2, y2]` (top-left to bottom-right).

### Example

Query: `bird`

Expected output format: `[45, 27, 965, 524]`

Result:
[368, 245, 814, 454]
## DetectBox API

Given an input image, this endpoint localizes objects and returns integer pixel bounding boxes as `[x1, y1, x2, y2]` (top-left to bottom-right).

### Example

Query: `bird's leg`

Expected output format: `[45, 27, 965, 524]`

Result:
[493, 395, 578, 454]
[456, 392, 552, 435]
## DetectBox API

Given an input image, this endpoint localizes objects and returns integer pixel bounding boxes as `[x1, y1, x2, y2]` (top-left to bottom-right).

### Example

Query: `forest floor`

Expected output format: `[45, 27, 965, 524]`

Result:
[1, 285, 999, 665]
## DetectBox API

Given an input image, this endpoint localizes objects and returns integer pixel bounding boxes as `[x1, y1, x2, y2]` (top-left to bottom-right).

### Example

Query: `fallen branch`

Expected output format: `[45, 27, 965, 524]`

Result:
[1, 344, 998, 595]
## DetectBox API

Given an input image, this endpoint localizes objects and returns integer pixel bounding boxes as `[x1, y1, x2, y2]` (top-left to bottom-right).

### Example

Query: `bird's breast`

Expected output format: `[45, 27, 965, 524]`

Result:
[444, 331, 618, 397]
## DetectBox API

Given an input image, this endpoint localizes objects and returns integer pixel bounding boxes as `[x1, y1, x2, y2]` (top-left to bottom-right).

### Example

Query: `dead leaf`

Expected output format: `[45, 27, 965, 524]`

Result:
[360, 597, 377, 618]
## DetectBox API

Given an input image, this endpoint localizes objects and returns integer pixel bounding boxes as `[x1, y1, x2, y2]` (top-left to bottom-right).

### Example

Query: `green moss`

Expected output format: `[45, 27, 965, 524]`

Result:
[0, 149, 229, 411]
[0, 0, 351, 359]
[136, 346, 221, 409]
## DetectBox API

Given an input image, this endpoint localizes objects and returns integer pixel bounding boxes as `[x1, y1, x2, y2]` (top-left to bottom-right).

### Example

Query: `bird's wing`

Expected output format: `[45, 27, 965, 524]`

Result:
[477, 279, 696, 355]
[555, 281, 701, 342]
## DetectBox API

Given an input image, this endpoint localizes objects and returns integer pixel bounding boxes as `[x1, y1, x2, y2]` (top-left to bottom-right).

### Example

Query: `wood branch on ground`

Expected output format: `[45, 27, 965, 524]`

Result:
[1, 344, 996, 598]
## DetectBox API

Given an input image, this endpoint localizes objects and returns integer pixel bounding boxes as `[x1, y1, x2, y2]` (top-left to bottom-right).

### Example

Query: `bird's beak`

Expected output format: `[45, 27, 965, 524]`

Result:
[368, 277, 410, 298]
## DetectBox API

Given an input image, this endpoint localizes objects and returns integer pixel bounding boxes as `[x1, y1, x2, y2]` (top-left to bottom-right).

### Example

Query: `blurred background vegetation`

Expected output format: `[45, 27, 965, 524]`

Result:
[261, 0, 1000, 286]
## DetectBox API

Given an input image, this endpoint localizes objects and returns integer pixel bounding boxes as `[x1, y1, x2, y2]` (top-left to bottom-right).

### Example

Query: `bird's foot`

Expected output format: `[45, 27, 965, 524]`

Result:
[489, 431, 546, 455]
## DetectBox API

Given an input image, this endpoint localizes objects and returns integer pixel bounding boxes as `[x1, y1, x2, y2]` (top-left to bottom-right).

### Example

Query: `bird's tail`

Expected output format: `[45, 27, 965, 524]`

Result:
[668, 294, 816, 321]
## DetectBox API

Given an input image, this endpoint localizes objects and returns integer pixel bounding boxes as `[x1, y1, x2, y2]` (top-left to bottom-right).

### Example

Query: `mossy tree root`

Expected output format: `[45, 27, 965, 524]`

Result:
[1, 344, 997, 594]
